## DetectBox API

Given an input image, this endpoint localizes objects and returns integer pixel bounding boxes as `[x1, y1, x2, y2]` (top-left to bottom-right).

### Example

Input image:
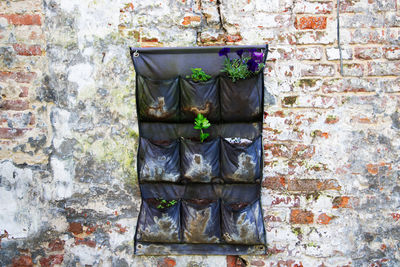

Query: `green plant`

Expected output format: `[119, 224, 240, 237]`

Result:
[219, 48, 265, 82]
[156, 199, 177, 209]
[187, 68, 211, 82]
[194, 114, 211, 142]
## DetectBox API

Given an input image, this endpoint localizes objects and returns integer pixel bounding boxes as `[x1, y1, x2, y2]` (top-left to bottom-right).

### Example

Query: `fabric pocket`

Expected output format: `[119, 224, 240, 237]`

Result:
[221, 199, 265, 245]
[182, 199, 221, 243]
[136, 198, 181, 243]
[181, 138, 220, 183]
[137, 75, 179, 121]
[220, 73, 262, 122]
[139, 138, 180, 182]
[180, 77, 219, 122]
[221, 136, 262, 183]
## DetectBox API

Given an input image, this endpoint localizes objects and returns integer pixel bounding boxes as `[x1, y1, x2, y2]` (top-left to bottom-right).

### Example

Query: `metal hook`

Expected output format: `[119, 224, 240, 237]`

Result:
[133, 50, 139, 57]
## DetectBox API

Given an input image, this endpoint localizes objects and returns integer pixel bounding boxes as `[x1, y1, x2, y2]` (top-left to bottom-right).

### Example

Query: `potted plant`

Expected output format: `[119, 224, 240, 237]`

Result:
[218, 48, 265, 122]
[180, 68, 220, 122]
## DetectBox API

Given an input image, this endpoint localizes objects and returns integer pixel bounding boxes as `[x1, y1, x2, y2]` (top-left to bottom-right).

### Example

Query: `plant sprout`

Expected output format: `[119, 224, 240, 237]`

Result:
[194, 114, 211, 142]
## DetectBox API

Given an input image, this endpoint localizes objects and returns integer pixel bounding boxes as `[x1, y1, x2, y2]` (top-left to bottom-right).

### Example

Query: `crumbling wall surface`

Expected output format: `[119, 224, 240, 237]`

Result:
[0, 0, 399, 266]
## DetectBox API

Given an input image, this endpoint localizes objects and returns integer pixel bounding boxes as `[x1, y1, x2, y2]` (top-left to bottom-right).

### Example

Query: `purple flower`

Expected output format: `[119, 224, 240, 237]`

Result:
[252, 51, 264, 63]
[247, 48, 257, 53]
[219, 47, 231, 57]
[247, 58, 259, 72]
[236, 49, 244, 58]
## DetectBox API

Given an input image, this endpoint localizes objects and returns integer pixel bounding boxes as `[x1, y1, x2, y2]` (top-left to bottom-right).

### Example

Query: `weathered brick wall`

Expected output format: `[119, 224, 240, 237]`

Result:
[0, 0, 399, 266]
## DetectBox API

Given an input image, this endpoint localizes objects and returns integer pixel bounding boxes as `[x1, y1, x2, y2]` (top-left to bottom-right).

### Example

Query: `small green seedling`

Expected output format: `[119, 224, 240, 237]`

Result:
[194, 114, 211, 142]
[187, 68, 211, 82]
[157, 199, 177, 209]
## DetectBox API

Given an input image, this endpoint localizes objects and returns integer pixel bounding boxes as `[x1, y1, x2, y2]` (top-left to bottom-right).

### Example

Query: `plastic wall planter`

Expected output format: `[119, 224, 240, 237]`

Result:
[131, 45, 268, 255]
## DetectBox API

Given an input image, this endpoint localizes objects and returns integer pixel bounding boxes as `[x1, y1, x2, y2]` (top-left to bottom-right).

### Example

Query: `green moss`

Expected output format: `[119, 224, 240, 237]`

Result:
[283, 96, 297, 106]
[296, 79, 317, 88]
[291, 227, 302, 237]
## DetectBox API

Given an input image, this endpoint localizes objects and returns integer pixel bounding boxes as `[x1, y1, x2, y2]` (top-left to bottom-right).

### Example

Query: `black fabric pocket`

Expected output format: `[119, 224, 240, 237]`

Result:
[220, 73, 262, 122]
[221, 136, 262, 183]
[139, 138, 180, 182]
[136, 198, 181, 243]
[221, 199, 265, 245]
[137, 75, 179, 121]
[182, 199, 221, 243]
[181, 138, 220, 183]
[180, 77, 219, 122]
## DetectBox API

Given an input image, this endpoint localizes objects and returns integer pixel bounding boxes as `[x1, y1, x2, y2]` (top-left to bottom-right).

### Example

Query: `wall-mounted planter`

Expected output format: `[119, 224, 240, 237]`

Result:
[131, 45, 268, 255]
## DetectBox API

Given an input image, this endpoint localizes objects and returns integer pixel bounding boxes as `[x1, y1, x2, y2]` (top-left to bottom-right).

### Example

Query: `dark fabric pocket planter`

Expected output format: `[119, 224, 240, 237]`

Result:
[221, 136, 262, 183]
[139, 138, 180, 182]
[181, 138, 220, 183]
[220, 73, 262, 122]
[221, 200, 265, 245]
[180, 77, 219, 122]
[136, 198, 181, 243]
[137, 75, 179, 122]
[182, 199, 221, 243]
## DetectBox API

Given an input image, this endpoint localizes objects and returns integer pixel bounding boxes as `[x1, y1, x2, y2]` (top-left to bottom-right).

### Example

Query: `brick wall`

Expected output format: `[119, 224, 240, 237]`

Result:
[1, 0, 399, 266]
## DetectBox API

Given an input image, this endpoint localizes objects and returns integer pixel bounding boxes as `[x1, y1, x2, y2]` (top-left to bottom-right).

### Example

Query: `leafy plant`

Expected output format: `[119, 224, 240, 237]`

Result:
[187, 68, 211, 82]
[194, 114, 211, 142]
[156, 199, 177, 209]
[219, 48, 265, 82]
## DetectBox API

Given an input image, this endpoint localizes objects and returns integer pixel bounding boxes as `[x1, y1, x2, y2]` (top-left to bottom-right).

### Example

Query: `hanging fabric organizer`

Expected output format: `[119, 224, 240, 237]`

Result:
[130, 45, 268, 255]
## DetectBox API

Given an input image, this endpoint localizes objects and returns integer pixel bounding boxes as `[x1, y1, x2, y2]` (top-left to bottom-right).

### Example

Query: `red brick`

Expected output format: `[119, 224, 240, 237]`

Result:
[296, 31, 335, 44]
[332, 196, 358, 208]
[290, 209, 314, 224]
[322, 78, 376, 93]
[0, 128, 28, 139]
[295, 16, 327, 30]
[354, 47, 382, 60]
[367, 61, 400, 76]
[288, 179, 341, 192]
[182, 15, 201, 26]
[0, 100, 29, 111]
[224, 34, 243, 43]
[295, 47, 323, 60]
[301, 64, 335, 76]
[68, 222, 83, 235]
[0, 71, 36, 83]
[39, 254, 63, 267]
[317, 213, 333, 224]
[12, 255, 33, 267]
[293, 1, 333, 14]
[74, 238, 96, 247]
[0, 14, 41, 25]
[342, 63, 364, 77]
[158, 257, 176, 267]
[262, 176, 286, 190]
[227, 256, 246, 267]
[325, 115, 339, 124]
[250, 260, 265, 266]
[48, 238, 65, 252]
[383, 46, 400, 60]
[264, 143, 291, 158]
[292, 144, 315, 159]
[13, 44, 42, 56]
